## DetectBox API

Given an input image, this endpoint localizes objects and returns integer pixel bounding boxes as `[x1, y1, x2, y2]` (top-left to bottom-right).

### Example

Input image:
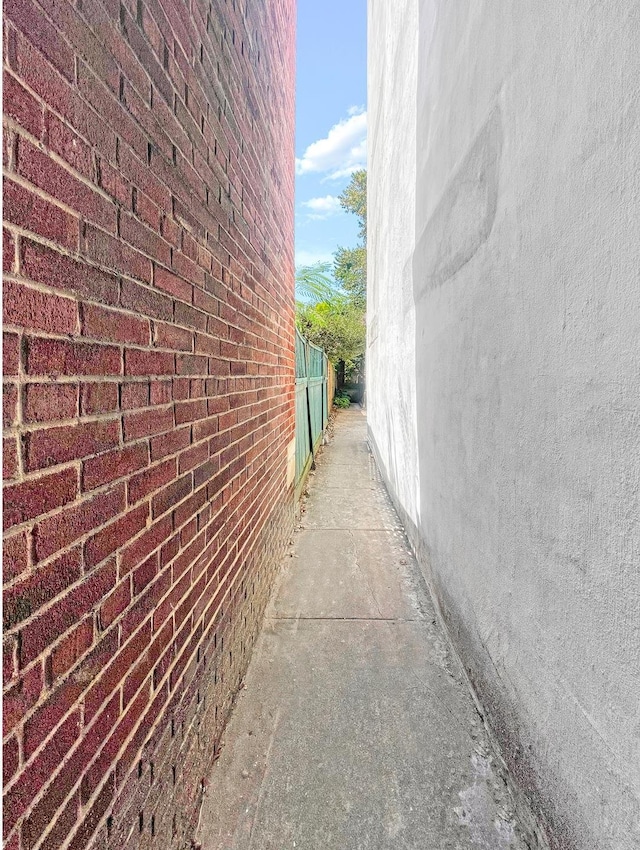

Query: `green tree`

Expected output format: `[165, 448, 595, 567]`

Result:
[334, 170, 366, 309]
[296, 298, 366, 367]
[295, 170, 367, 391]
[333, 245, 366, 310]
[339, 169, 366, 240]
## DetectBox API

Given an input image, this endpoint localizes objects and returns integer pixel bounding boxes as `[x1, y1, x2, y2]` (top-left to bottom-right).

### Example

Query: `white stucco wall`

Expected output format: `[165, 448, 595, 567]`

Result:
[367, 3, 640, 849]
[366, 0, 420, 527]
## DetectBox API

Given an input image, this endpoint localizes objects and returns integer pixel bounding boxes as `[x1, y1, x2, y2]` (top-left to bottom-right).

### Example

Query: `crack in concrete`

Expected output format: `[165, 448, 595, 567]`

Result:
[348, 527, 386, 618]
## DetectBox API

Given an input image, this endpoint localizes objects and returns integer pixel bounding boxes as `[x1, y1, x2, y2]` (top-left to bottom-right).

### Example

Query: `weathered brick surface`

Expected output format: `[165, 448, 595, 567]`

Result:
[2, 0, 296, 846]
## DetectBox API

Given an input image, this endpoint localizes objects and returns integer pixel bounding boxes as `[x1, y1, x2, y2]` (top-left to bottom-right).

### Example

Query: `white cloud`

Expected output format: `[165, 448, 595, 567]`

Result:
[296, 108, 367, 180]
[302, 195, 342, 219]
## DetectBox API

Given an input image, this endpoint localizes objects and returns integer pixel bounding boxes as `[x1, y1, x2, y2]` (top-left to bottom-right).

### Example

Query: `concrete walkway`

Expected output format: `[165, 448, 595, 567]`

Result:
[197, 408, 536, 850]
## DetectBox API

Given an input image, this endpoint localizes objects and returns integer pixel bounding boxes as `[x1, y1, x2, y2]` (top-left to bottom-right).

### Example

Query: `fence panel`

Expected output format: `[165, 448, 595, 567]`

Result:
[294, 328, 331, 495]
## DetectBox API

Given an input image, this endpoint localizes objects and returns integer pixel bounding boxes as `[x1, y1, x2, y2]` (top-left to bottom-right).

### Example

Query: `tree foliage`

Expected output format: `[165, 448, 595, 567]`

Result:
[294, 261, 336, 306]
[296, 298, 366, 366]
[333, 245, 366, 310]
[295, 170, 367, 381]
[334, 169, 367, 310]
[339, 169, 366, 241]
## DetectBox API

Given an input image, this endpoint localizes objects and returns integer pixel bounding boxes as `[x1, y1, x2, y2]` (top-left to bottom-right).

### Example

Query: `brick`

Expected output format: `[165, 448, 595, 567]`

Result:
[151, 474, 192, 519]
[84, 620, 151, 722]
[194, 331, 220, 356]
[44, 110, 93, 179]
[161, 213, 181, 247]
[22, 789, 79, 850]
[47, 615, 94, 682]
[2, 70, 43, 137]
[23, 679, 81, 762]
[174, 301, 207, 332]
[3, 635, 18, 687]
[80, 382, 119, 415]
[12, 28, 118, 161]
[29, 637, 118, 774]
[119, 515, 172, 575]
[120, 381, 149, 410]
[84, 504, 148, 568]
[83, 222, 150, 283]
[3, 280, 78, 335]
[3, 735, 19, 786]
[116, 680, 167, 782]
[20, 739, 84, 850]
[82, 443, 148, 492]
[120, 567, 171, 642]
[3, 177, 79, 251]
[153, 321, 193, 351]
[97, 155, 132, 207]
[176, 353, 208, 375]
[132, 552, 159, 598]
[26, 337, 121, 377]
[82, 303, 150, 346]
[3, 331, 20, 376]
[99, 579, 131, 630]
[121, 80, 172, 163]
[123, 406, 174, 441]
[128, 458, 176, 505]
[117, 143, 171, 213]
[193, 414, 218, 442]
[3, 436, 18, 480]
[172, 377, 190, 401]
[153, 265, 192, 302]
[178, 442, 209, 474]
[192, 286, 220, 317]
[149, 379, 172, 404]
[120, 212, 171, 266]
[2, 530, 29, 583]
[120, 278, 172, 321]
[124, 348, 174, 376]
[25, 419, 120, 471]
[135, 189, 162, 231]
[19, 560, 116, 667]
[24, 382, 78, 423]
[3, 661, 43, 734]
[4, 547, 82, 631]
[4, 0, 75, 79]
[3, 228, 15, 273]
[17, 137, 116, 233]
[3, 710, 81, 837]
[4, 466, 77, 530]
[33, 486, 123, 562]
[80, 684, 148, 806]
[175, 398, 207, 425]
[67, 772, 114, 850]
[77, 57, 147, 161]
[173, 486, 207, 530]
[20, 239, 119, 306]
[119, 5, 172, 106]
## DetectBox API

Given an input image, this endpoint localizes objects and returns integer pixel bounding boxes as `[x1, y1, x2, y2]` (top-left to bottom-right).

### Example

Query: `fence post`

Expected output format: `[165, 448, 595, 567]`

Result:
[305, 339, 316, 469]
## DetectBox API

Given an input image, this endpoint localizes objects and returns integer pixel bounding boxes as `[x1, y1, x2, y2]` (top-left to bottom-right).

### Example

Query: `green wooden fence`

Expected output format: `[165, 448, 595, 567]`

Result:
[295, 328, 331, 496]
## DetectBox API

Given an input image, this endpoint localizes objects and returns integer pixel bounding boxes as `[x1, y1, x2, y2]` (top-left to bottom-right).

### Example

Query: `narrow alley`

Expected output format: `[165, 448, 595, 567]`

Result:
[3, 1, 638, 847]
[196, 408, 540, 850]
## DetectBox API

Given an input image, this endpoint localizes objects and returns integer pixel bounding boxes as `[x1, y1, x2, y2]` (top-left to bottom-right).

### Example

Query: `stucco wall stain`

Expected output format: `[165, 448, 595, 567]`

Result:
[414, 106, 502, 297]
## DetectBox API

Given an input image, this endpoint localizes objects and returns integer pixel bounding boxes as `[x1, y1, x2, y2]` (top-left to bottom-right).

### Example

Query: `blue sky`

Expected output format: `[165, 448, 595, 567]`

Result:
[295, 0, 367, 271]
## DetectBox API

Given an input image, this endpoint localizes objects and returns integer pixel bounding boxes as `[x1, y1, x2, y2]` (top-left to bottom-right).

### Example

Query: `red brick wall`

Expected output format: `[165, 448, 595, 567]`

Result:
[2, 0, 296, 845]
